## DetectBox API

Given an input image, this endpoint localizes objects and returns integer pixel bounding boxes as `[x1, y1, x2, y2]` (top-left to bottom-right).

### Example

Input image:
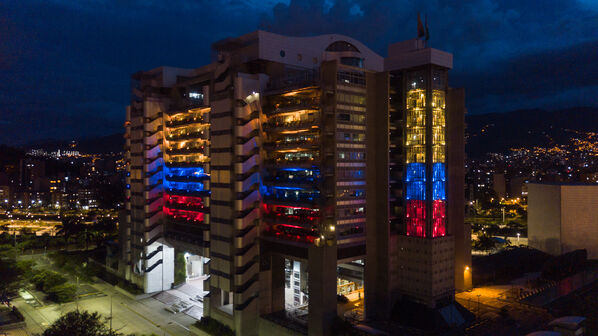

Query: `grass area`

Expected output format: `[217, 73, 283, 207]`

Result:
[48, 250, 103, 283]
[48, 249, 145, 296]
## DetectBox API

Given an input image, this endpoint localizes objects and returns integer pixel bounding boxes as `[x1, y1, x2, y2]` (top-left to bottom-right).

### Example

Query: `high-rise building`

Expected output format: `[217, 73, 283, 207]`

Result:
[120, 31, 468, 335]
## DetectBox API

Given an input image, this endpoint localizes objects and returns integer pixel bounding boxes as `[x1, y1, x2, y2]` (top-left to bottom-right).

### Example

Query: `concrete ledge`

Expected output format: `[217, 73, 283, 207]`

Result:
[259, 316, 307, 336]
[0, 321, 26, 331]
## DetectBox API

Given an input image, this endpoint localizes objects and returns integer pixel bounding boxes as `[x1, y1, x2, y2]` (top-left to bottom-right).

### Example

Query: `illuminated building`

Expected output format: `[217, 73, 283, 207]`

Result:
[120, 31, 468, 335]
[367, 38, 470, 320]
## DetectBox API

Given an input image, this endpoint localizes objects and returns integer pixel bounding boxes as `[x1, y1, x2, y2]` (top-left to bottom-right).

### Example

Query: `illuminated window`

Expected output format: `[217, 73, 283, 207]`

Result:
[406, 107, 425, 128]
[433, 145, 445, 163]
[433, 126, 445, 144]
[406, 146, 425, 163]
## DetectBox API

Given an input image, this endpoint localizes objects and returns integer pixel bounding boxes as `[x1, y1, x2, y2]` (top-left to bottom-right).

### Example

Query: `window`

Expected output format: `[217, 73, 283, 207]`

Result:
[337, 93, 366, 105]
[326, 41, 360, 52]
[337, 189, 365, 199]
[337, 132, 365, 142]
[339, 206, 365, 218]
[337, 71, 366, 86]
[340, 57, 364, 68]
[337, 113, 365, 124]
[338, 151, 364, 161]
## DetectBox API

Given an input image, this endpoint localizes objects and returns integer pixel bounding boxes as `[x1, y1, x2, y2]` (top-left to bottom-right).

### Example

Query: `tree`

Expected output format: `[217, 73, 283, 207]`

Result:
[56, 216, 84, 250]
[38, 310, 121, 336]
[472, 232, 497, 251]
[46, 283, 77, 303]
[0, 258, 23, 299]
[92, 217, 117, 248]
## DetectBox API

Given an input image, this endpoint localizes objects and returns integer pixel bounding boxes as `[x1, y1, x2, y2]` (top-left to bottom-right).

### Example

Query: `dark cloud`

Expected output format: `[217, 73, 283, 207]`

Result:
[452, 39, 598, 113]
[1, 0, 597, 144]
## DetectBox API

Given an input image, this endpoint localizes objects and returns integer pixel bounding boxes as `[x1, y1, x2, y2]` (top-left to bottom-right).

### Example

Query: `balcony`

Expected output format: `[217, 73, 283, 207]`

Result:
[263, 120, 320, 133]
[165, 115, 207, 128]
[166, 144, 208, 155]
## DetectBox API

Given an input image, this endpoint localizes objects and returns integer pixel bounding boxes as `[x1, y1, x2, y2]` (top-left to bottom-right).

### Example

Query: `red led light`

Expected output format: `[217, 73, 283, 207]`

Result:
[432, 200, 446, 237]
[163, 206, 205, 222]
[406, 200, 426, 237]
[163, 193, 204, 208]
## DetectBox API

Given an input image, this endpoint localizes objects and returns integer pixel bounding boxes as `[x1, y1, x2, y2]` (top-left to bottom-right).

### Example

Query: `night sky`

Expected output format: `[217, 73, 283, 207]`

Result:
[1, 0, 597, 145]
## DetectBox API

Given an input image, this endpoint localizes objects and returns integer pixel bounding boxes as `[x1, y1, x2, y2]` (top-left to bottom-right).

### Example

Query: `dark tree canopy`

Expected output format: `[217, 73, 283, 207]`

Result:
[39, 310, 120, 336]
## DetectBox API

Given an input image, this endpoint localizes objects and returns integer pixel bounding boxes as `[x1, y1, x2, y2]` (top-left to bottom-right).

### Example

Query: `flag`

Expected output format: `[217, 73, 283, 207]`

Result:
[417, 13, 425, 39]
[425, 14, 430, 41]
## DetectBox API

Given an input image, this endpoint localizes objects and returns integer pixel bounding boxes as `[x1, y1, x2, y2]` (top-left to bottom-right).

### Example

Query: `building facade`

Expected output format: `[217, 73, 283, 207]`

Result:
[528, 183, 598, 259]
[120, 31, 468, 335]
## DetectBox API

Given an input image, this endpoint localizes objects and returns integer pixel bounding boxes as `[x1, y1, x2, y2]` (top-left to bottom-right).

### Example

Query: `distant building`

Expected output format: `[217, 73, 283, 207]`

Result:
[493, 173, 506, 198]
[528, 183, 598, 259]
[77, 189, 98, 209]
[0, 185, 10, 205]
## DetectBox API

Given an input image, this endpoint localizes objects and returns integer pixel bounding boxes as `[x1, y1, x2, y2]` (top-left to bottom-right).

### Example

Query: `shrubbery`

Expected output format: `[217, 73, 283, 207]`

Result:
[30, 269, 76, 303]
[31, 270, 67, 292]
[194, 316, 235, 336]
[46, 283, 77, 303]
[48, 251, 98, 282]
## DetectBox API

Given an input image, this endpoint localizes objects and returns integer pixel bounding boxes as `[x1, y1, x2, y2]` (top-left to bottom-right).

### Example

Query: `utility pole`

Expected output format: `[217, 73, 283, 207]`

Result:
[110, 293, 113, 331]
[76, 276, 79, 311]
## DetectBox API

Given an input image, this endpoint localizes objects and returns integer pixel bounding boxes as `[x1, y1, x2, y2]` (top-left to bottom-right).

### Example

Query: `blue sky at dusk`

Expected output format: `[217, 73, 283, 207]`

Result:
[1, 0, 597, 144]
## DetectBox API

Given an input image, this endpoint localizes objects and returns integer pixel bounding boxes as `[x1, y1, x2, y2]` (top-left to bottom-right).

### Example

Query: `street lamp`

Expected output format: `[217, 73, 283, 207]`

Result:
[517, 232, 520, 243]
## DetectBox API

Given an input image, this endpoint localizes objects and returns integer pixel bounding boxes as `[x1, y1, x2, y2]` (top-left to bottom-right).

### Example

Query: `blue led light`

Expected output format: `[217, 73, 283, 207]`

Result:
[269, 186, 303, 191]
[163, 180, 205, 192]
[433, 163, 445, 182]
[164, 166, 206, 178]
[405, 181, 425, 200]
[433, 181, 446, 200]
[405, 163, 426, 182]
[263, 186, 320, 202]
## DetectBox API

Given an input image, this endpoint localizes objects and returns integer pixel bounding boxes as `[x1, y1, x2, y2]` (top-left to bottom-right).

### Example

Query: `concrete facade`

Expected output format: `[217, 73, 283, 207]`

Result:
[528, 183, 598, 259]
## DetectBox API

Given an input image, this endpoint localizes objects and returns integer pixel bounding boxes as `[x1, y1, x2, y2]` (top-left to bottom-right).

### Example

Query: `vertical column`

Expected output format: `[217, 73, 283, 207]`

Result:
[365, 71, 390, 319]
[270, 255, 286, 313]
[447, 88, 470, 290]
[307, 244, 337, 336]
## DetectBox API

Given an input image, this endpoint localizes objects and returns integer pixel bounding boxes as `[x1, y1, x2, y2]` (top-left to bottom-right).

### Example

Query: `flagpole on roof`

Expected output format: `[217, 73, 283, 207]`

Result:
[417, 12, 425, 49]
[425, 14, 430, 47]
